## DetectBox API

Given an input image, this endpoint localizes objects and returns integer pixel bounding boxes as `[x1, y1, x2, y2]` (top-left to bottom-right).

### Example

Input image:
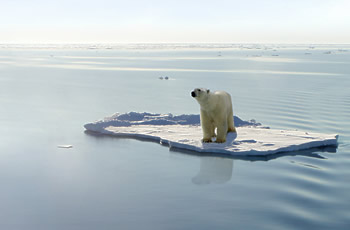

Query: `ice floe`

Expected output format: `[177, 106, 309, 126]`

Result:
[84, 112, 338, 156]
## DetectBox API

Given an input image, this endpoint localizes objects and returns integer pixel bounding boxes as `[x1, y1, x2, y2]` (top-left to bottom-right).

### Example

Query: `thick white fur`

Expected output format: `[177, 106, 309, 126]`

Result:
[191, 88, 236, 143]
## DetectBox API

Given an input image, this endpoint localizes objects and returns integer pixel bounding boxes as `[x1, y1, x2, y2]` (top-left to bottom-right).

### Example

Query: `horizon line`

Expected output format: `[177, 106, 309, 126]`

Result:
[1, 42, 350, 45]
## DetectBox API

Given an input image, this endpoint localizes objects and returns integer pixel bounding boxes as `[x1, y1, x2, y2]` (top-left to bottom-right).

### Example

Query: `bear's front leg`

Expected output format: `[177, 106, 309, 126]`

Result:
[200, 110, 213, 143]
[202, 127, 213, 143]
[216, 121, 228, 143]
[202, 123, 213, 143]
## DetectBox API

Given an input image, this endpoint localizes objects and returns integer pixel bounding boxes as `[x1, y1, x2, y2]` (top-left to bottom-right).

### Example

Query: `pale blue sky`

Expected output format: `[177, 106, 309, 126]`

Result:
[1, 0, 349, 43]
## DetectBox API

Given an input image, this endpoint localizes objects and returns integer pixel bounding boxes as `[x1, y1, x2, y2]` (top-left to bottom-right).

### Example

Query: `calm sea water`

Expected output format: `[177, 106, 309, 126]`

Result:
[1, 44, 349, 230]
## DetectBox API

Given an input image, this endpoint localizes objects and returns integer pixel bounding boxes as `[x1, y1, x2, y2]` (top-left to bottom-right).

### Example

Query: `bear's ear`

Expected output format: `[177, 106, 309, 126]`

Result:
[207, 89, 210, 93]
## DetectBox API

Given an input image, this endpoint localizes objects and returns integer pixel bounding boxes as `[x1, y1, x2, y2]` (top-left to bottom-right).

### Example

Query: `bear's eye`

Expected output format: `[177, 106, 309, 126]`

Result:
[198, 89, 201, 92]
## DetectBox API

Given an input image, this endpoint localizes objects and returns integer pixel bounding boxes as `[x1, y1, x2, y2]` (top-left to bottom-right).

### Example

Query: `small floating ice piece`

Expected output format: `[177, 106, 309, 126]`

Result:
[57, 145, 73, 149]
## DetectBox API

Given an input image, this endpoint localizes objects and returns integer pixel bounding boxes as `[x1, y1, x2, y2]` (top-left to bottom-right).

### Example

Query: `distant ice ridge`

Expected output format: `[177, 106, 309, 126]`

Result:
[84, 112, 338, 156]
[84, 112, 261, 132]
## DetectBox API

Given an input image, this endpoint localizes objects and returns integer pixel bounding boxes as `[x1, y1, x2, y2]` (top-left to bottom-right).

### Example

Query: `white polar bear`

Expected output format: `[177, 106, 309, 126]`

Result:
[191, 88, 236, 143]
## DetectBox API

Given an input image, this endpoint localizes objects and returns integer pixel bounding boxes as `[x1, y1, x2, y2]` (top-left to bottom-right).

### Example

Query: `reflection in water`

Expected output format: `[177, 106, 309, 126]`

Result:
[192, 157, 233, 185]
[85, 131, 338, 186]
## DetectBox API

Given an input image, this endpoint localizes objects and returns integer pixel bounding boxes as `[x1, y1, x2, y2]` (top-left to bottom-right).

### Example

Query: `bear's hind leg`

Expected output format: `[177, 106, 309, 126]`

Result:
[228, 126, 236, 133]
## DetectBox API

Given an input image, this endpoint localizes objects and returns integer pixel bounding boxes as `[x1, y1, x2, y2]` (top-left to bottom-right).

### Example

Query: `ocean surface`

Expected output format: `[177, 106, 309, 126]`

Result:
[1, 44, 349, 230]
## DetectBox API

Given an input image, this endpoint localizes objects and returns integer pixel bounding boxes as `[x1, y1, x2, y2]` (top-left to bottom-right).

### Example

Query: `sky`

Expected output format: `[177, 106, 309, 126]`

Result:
[1, 0, 349, 44]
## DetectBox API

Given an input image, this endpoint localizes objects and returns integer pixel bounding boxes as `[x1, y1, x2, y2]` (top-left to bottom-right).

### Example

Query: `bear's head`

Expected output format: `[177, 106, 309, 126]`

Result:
[191, 88, 210, 101]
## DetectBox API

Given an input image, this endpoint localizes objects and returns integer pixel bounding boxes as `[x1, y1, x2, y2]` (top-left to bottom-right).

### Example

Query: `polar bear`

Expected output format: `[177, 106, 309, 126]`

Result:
[191, 88, 236, 143]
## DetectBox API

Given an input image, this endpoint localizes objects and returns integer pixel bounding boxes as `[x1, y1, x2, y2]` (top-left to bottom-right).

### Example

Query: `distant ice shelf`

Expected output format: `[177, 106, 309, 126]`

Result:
[84, 112, 338, 156]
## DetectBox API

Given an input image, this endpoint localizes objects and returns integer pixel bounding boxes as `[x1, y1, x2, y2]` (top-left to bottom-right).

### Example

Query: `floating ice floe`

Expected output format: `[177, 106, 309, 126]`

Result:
[84, 112, 338, 156]
[57, 145, 73, 149]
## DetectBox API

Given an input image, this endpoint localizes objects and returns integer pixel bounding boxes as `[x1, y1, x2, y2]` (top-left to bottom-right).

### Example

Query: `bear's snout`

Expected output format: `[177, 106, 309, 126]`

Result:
[191, 91, 196, 97]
